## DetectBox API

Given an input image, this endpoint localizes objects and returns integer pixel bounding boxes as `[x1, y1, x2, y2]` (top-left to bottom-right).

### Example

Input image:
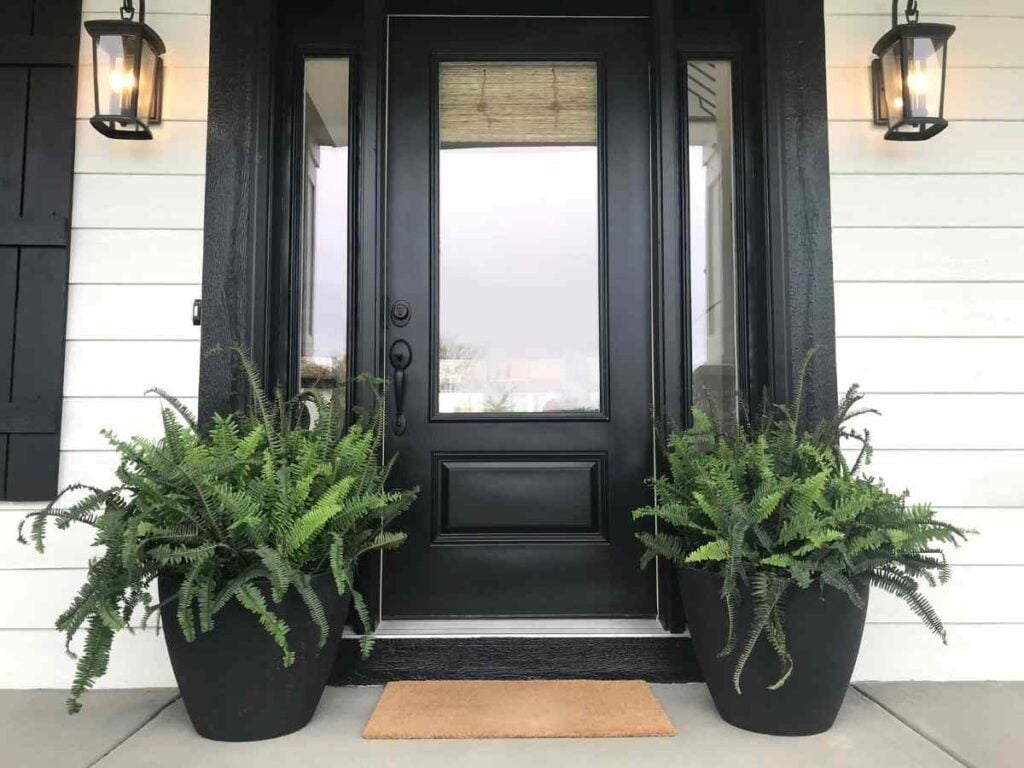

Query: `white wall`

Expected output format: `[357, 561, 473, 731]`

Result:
[825, 0, 1024, 680]
[0, 0, 209, 688]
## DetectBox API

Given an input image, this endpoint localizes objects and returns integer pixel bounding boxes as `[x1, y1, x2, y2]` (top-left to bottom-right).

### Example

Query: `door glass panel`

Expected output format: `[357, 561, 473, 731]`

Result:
[686, 60, 739, 427]
[437, 61, 601, 415]
[299, 58, 350, 397]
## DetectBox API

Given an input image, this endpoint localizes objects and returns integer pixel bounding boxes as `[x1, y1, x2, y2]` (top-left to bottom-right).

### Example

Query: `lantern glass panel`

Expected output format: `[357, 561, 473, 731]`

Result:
[904, 33, 947, 120]
[879, 40, 905, 128]
[136, 41, 158, 123]
[94, 32, 141, 119]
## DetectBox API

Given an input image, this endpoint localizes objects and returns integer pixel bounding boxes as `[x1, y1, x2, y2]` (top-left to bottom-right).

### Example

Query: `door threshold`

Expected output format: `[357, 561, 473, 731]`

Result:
[371, 618, 670, 639]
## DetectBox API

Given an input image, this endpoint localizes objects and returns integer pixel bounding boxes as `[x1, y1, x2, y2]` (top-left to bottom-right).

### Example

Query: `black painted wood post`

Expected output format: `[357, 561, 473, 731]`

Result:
[760, 0, 839, 426]
[198, 0, 277, 423]
[353, 0, 389, 631]
[650, 0, 687, 634]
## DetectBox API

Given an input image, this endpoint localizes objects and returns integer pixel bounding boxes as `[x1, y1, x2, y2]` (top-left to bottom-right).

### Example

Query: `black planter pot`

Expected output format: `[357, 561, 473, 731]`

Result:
[158, 572, 350, 742]
[680, 565, 869, 736]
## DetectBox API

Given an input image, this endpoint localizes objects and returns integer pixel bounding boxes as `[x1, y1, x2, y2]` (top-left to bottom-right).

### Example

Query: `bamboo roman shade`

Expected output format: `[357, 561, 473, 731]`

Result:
[439, 62, 598, 148]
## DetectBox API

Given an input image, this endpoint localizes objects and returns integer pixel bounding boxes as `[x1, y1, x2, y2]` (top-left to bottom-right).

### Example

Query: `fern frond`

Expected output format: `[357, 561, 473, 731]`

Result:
[732, 572, 789, 694]
[145, 388, 199, 432]
[234, 584, 294, 666]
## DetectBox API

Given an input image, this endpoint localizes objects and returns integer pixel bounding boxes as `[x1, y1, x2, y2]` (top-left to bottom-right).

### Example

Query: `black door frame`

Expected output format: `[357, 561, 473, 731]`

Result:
[199, 0, 837, 680]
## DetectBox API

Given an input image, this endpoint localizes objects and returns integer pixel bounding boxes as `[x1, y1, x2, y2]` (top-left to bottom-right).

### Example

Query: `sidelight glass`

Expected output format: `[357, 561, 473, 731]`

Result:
[298, 58, 351, 398]
[686, 60, 739, 426]
[436, 61, 602, 415]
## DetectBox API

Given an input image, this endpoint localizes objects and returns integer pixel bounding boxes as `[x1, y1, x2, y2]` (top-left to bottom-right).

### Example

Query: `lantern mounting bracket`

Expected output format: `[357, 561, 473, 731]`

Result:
[894, 0, 920, 28]
[119, 0, 145, 22]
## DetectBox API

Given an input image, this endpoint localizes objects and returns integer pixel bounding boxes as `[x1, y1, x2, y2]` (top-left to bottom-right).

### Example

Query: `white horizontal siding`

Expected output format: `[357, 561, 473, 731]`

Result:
[940, 509, 1024, 566]
[66, 285, 202, 341]
[829, 2, 1024, 680]
[1, 569, 78, 628]
[0, 571, 159, 630]
[835, 283, 1024, 338]
[830, 122, 1024, 174]
[68, 229, 204, 284]
[0, 630, 175, 689]
[0, 9, 209, 686]
[863, 451, 1024, 508]
[867, 566, 1024, 624]
[833, 229, 1024, 281]
[56, 452, 122, 498]
[1, 506, 98, 570]
[72, 175, 206, 229]
[837, 338, 1024, 393]
[61, 396, 199, 451]
[825, 16, 1024, 68]
[63, 341, 201, 397]
[853, 395, 1024, 450]
[855, 624, 1024, 681]
[832, 175, 1024, 228]
[75, 121, 207, 175]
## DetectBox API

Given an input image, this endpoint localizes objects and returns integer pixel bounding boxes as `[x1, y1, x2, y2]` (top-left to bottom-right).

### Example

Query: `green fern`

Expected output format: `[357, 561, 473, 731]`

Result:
[20, 346, 416, 713]
[635, 350, 972, 694]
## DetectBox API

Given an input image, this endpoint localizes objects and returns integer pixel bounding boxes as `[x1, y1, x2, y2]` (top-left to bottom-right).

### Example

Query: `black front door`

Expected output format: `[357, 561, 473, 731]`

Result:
[383, 16, 655, 619]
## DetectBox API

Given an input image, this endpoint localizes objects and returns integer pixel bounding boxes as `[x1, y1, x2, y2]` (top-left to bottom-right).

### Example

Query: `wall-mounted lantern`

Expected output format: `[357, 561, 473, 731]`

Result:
[85, 0, 165, 140]
[871, 0, 955, 141]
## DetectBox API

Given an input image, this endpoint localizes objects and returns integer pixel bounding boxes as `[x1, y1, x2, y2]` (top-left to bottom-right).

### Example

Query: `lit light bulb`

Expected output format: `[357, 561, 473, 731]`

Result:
[906, 61, 929, 97]
[892, 96, 904, 112]
[108, 68, 135, 93]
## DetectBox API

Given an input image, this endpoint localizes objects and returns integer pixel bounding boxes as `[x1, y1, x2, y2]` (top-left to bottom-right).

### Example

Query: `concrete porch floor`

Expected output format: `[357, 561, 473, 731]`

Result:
[2, 683, 1020, 768]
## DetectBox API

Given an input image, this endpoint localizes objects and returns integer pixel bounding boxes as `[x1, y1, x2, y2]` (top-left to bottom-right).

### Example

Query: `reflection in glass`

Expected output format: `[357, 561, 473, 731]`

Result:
[299, 58, 350, 398]
[687, 61, 739, 425]
[437, 62, 601, 415]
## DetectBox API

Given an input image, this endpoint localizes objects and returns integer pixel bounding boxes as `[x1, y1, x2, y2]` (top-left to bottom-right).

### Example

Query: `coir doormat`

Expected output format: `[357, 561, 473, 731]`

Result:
[362, 679, 677, 739]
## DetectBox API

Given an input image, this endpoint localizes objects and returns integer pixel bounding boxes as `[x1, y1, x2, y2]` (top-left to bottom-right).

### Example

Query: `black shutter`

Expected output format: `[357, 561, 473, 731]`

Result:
[0, 0, 81, 500]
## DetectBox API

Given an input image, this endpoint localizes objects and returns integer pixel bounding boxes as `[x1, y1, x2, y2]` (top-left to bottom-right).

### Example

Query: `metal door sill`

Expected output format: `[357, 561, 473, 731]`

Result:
[369, 618, 671, 639]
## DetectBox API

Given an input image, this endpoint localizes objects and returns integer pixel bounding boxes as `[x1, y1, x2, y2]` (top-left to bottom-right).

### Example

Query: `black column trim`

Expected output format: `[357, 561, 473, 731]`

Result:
[650, 0, 686, 635]
[354, 0, 388, 630]
[198, 0, 277, 422]
[759, 0, 838, 422]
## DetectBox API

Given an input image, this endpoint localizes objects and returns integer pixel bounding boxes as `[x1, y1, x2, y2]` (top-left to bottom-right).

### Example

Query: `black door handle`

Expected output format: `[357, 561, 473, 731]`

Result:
[389, 340, 412, 435]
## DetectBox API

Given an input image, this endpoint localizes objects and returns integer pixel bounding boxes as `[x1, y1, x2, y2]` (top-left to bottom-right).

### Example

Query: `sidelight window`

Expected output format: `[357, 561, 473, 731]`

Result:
[298, 57, 352, 398]
[685, 60, 740, 426]
[436, 61, 603, 415]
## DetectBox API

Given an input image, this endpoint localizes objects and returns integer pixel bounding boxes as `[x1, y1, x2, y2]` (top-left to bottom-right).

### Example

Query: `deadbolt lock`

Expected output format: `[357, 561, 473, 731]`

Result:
[390, 300, 411, 327]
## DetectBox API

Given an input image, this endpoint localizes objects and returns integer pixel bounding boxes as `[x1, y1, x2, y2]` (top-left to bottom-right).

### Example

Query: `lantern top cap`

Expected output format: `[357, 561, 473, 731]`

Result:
[83, 18, 166, 55]
[872, 21, 956, 57]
